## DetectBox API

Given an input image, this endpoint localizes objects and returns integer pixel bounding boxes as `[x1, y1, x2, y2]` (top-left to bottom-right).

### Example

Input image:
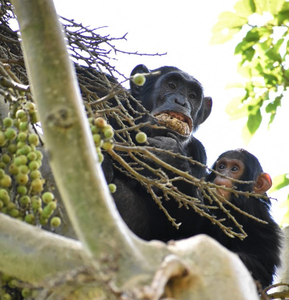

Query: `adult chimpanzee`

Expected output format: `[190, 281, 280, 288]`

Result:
[103, 64, 212, 242]
[206, 149, 282, 288]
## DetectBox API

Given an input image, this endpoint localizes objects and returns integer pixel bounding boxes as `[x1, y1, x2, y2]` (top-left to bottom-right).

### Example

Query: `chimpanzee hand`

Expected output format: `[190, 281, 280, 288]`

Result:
[147, 136, 189, 171]
[147, 135, 180, 153]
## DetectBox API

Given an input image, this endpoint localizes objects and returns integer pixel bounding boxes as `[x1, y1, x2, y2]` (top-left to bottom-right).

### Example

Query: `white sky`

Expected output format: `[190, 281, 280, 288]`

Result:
[53, 0, 289, 223]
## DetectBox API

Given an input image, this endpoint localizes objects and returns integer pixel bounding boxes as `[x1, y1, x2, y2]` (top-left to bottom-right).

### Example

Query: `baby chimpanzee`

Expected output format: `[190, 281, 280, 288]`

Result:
[206, 149, 282, 288]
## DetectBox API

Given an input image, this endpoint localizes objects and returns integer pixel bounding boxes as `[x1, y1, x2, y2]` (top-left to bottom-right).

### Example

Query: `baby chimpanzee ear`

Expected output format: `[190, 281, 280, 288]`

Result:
[254, 172, 272, 194]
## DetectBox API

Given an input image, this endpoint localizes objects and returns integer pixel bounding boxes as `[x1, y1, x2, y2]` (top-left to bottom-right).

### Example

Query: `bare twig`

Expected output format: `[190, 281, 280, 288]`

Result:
[0, 4, 270, 241]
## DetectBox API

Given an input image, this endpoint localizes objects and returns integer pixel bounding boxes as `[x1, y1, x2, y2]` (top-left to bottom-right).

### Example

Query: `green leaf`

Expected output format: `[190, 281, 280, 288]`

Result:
[251, 80, 265, 88]
[265, 65, 283, 83]
[280, 1, 289, 12]
[257, 38, 274, 62]
[212, 11, 248, 31]
[269, 0, 286, 15]
[285, 39, 289, 56]
[242, 123, 254, 144]
[210, 28, 242, 44]
[242, 106, 263, 143]
[266, 96, 281, 126]
[255, 0, 270, 13]
[255, 0, 285, 14]
[274, 37, 284, 49]
[284, 68, 289, 80]
[276, 2, 289, 25]
[266, 48, 282, 62]
[259, 37, 274, 51]
[252, 62, 264, 75]
[246, 25, 271, 40]
[271, 173, 289, 192]
[244, 29, 261, 42]
[251, 26, 273, 39]
[225, 95, 249, 119]
[263, 73, 278, 85]
[268, 112, 277, 125]
[265, 38, 284, 62]
[247, 109, 262, 134]
[248, 102, 262, 114]
[234, 0, 256, 17]
[238, 64, 253, 78]
[235, 40, 256, 54]
[210, 11, 247, 44]
[263, 90, 270, 100]
[245, 81, 255, 94]
[265, 96, 282, 113]
[242, 47, 256, 61]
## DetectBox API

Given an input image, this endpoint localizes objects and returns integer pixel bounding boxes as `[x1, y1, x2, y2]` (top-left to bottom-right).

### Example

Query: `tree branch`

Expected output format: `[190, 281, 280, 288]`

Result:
[0, 213, 86, 284]
[11, 0, 168, 287]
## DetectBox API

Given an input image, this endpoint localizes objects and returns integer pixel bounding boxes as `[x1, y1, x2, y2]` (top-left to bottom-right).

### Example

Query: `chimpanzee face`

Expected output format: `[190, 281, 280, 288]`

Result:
[130, 64, 212, 140]
[212, 157, 245, 200]
[150, 71, 205, 136]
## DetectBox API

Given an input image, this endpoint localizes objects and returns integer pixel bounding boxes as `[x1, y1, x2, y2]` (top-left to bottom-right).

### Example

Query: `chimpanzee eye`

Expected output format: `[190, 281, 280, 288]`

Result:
[168, 83, 176, 89]
[189, 93, 196, 100]
[231, 166, 239, 172]
[218, 164, 225, 170]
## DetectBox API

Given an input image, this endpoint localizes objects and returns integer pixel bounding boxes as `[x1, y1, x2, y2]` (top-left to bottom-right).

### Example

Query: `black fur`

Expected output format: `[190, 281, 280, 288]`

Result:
[206, 149, 282, 288]
[103, 64, 212, 241]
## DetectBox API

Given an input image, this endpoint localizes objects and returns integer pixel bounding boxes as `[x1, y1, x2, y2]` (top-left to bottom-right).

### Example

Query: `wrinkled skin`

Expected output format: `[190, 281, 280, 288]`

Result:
[206, 149, 283, 288]
[103, 64, 212, 241]
[130, 64, 212, 141]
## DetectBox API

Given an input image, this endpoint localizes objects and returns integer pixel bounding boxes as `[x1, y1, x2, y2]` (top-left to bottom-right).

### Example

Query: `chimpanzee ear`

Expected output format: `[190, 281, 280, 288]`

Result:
[130, 64, 150, 97]
[201, 96, 212, 124]
[254, 172, 272, 194]
[196, 96, 212, 127]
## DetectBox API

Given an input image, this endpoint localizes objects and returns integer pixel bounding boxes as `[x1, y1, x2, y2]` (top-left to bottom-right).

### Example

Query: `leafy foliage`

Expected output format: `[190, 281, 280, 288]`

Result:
[211, 0, 289, 224]
[211, 0, 289, 138]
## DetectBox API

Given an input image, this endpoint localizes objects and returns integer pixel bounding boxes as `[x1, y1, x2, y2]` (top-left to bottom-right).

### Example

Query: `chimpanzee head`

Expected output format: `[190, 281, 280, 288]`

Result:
[207, 149, 272, 202]
[130, 64, 212, 141]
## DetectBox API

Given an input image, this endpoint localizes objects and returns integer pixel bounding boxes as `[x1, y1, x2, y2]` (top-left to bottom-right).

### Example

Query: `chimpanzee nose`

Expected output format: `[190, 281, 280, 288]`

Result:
[174, 97, 186, 106]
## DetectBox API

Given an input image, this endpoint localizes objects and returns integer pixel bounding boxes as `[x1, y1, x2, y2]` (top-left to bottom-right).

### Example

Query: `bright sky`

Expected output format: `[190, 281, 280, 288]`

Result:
[53, 0, 289, 223]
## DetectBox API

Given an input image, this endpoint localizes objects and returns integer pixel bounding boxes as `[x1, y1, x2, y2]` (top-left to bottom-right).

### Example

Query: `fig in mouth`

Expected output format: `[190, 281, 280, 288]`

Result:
[154, 112, 192, 135]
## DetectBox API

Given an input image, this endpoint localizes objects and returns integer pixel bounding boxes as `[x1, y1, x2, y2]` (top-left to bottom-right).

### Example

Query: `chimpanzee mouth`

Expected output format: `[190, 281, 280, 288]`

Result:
[154, 111, 192, 136]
